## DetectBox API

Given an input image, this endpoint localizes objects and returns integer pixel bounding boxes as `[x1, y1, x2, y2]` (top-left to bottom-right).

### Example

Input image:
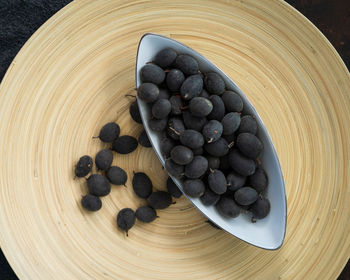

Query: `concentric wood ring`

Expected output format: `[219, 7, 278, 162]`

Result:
[0, 1, 349, 279]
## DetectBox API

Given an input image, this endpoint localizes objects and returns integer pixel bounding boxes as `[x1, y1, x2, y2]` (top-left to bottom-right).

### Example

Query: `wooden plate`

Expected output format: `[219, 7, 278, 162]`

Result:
[0, 0, 349, 279]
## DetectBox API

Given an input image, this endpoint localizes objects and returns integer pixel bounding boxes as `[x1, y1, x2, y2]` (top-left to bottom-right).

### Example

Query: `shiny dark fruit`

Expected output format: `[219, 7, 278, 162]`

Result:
[200, 188, 220, 206]
[189, 97, 213, 117]
[222, 91, 243, 112]
[251, 197, 271, 221]
[152, 98, 171, 119]
[182, 110, 207, 132]
[106, 166, 128, 186]
[95, 149, 113, 171]
[207, 95, 225, 121]
[202, 120, 223, 143]
[165, 159, 184, 179]
[179, 129, 204, 149]
[167, 117, 185, 140]
[98, 122, 120, 143]
[238, 115, 257, 135]
[170, 145, 194, 165]
[248, 167, 268, 193]
[112, 135, 138, 154]
[208, 169, 227, 194]
[204, 137, 229, 157]
[132, 172, 153, 199]
[154, 48, 177, 69]
[221, 112, 241, 135]
[166, 69, 185, 92]
[174, 54, 199, 75]
[226, 172, 246, 192]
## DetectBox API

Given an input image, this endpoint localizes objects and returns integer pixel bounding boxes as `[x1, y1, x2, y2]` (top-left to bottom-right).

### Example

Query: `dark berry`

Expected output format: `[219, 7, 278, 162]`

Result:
[204, 137, 229, 157]
[208, 169, 227, 194]
[206, 156, 220, 170]
[202, 120, 223, 143]
[167, 176, 183, 198]
[154, 48, 177, 69]
[98, 122, 120, 142]
[204, 72, 225, 95]
[140, 64, 165, 85]
[215, 197, 240, 218]
[75, 155, 93, 177]
[87, 174, 111, 197]
[251, 197, 271, 221]
[248, 167, 268, 193]
[180, 74, 203, 100]
[200, 188, 220, 206]
[227, 172, 246, 192]
[228, 149, 256, 176]
[112, 135, 138, 154]
[236, 133, 263, 159]
[179, 129, 204, 149]
[174, 54, 199, 75]
[147, 191, 172, 209]
[137, 83, 159, 103]
[221, 112, 241, 135]
[136, 206, 157, 223]
[165, 159, 184, 179]
[189, 97, 213, 117]
[81, 194, 102, 211]
[95, 149, 113, 171]
[183, 179, 205, 198]
[132, 172, 153, 199]
[149, 118, 168, 132]
[222, 91, 243, 112]
[138, 130, 152, 148]
[170, 145, 194, 165]
[234, 187, 258, 206]
[166, 69, 185, 92]
[238, 115, 257, 135]
[106, 166, 127, 186]
[167, 117, 185, 140]
[169, 95, 183, 115]
[117, 208, 135, 236]
[160, 137, 176, 157]
[129, 100, 142, 124]
[182, 110, 207, 131]
[184, 155, 208, 179]
[152, 99, 171, 119]
[207, 95, 225, 121]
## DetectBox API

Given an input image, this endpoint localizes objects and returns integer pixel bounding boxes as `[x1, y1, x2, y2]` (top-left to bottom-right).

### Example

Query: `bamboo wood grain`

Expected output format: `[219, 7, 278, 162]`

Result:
[0, 0, 349, 279]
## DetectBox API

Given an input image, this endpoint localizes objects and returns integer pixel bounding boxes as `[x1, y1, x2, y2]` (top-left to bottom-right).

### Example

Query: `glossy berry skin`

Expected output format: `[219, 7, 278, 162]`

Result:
[179, 129, 204, 149]
[117, 208, 136, 236]
[75, 155, 93, 177]
[226, 172, 246, 192]
[81, 194, 102, 211]
[204, 72, 225, 95]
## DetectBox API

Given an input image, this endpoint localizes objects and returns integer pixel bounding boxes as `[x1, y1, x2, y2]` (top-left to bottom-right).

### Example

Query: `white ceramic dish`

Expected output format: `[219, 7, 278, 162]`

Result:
[135, 33, 286, 250]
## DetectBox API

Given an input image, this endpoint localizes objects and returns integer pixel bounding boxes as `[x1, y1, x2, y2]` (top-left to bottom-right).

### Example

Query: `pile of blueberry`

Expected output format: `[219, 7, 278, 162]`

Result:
[137, 48, 270, 223]
[74, 118, 186, 236]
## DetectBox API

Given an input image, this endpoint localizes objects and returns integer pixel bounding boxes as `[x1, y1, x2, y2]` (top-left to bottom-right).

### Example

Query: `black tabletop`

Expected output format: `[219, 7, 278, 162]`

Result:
[0, 1, 349, 279]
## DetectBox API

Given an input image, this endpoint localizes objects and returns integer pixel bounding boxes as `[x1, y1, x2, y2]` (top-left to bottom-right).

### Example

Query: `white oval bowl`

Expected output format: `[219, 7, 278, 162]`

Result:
[136, 33, 287, 250]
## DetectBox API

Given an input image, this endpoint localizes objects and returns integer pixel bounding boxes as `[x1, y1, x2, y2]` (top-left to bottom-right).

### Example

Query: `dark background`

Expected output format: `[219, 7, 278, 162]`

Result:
[0, 0, 349, 279]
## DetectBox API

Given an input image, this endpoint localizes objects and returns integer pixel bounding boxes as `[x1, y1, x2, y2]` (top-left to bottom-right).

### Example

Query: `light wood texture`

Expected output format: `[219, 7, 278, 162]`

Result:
[0, 0, 349, 279]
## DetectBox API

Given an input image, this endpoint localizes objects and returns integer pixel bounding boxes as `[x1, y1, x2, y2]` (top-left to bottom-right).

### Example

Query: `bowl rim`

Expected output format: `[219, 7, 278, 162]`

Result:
[135, 32, 287, 250]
